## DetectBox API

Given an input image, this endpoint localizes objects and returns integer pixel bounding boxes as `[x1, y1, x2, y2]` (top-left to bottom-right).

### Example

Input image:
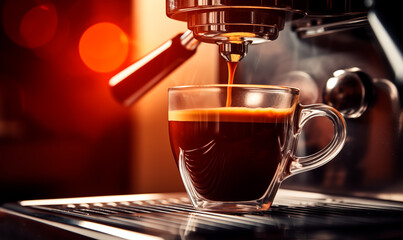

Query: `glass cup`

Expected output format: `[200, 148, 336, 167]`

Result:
[168, 84, 346, 212]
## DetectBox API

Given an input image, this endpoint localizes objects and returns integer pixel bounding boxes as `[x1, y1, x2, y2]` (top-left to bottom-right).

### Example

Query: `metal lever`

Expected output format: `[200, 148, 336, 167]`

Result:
[109, 31, 199, 106]
[323, 68, 374, 118]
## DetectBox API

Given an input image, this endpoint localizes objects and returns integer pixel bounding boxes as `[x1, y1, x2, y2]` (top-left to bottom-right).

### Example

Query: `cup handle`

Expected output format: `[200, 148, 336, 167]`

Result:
[289, 104, 347, 176]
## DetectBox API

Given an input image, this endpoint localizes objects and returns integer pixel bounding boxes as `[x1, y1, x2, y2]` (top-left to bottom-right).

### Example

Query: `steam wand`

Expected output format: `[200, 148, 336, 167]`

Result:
[109, 30, 199, 106]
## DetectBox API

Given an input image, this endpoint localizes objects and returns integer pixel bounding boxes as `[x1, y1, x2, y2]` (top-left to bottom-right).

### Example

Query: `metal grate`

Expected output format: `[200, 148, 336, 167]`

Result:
[3, 190, 403, 239]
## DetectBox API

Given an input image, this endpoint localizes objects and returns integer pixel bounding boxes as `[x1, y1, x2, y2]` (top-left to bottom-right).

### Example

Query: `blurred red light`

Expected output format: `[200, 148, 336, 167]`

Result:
[79, 22, 129, 73]
[19, 3, 58, 48]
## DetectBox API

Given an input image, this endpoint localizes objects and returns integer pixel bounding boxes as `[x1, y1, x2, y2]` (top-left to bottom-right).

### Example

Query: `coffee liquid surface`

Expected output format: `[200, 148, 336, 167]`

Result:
[169, 108, 293, 201]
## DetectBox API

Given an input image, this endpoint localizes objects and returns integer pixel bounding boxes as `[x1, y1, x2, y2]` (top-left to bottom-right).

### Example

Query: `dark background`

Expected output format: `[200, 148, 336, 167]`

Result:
[0, 0, 133, 202]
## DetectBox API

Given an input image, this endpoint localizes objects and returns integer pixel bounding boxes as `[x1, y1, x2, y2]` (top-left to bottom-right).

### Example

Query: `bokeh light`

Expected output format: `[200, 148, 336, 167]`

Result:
[79, 22, 129, 73]
[19, 4, 58, 48]
[1, 1, 58, 48]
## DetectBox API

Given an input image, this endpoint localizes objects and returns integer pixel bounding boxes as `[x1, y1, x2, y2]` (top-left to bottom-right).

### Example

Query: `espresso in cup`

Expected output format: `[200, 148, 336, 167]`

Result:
[168, 85, 346, 212]
[169, 107, 292, 201]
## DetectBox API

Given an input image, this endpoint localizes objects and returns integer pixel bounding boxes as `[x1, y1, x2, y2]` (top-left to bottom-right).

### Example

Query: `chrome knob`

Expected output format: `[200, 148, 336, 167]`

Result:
[323, 68, 374, 118]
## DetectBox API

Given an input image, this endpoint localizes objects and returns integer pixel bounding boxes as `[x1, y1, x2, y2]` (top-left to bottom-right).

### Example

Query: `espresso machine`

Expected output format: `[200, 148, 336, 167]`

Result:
[111, 0, 403, 197]
[1, 0, 403, 239]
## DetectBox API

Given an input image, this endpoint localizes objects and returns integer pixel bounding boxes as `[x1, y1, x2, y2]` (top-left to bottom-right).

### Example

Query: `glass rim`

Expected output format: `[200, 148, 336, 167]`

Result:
[168, 84, 300, 95]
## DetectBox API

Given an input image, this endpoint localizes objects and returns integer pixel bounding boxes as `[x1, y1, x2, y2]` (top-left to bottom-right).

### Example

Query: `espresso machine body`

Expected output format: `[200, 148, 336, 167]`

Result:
[238, 23, 403, 198]
[164, 0, 403, 198]
[112, 0, 403, 198]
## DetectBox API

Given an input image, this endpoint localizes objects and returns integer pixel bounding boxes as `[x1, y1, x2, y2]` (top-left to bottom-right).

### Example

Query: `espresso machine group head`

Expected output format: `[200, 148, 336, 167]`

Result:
[166, 0, 368, 62]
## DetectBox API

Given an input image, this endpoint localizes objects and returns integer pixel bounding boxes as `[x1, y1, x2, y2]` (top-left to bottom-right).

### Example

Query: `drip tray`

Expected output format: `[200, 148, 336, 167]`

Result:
[1, 189, 403, 239]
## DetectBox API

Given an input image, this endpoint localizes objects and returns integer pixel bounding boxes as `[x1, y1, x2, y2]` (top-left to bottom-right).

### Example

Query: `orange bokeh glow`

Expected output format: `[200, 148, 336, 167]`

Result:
[79, 22, 129, 73]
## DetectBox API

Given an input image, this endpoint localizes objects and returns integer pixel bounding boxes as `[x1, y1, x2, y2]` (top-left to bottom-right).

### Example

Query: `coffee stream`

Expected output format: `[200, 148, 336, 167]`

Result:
[225, 61, 238, 107]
